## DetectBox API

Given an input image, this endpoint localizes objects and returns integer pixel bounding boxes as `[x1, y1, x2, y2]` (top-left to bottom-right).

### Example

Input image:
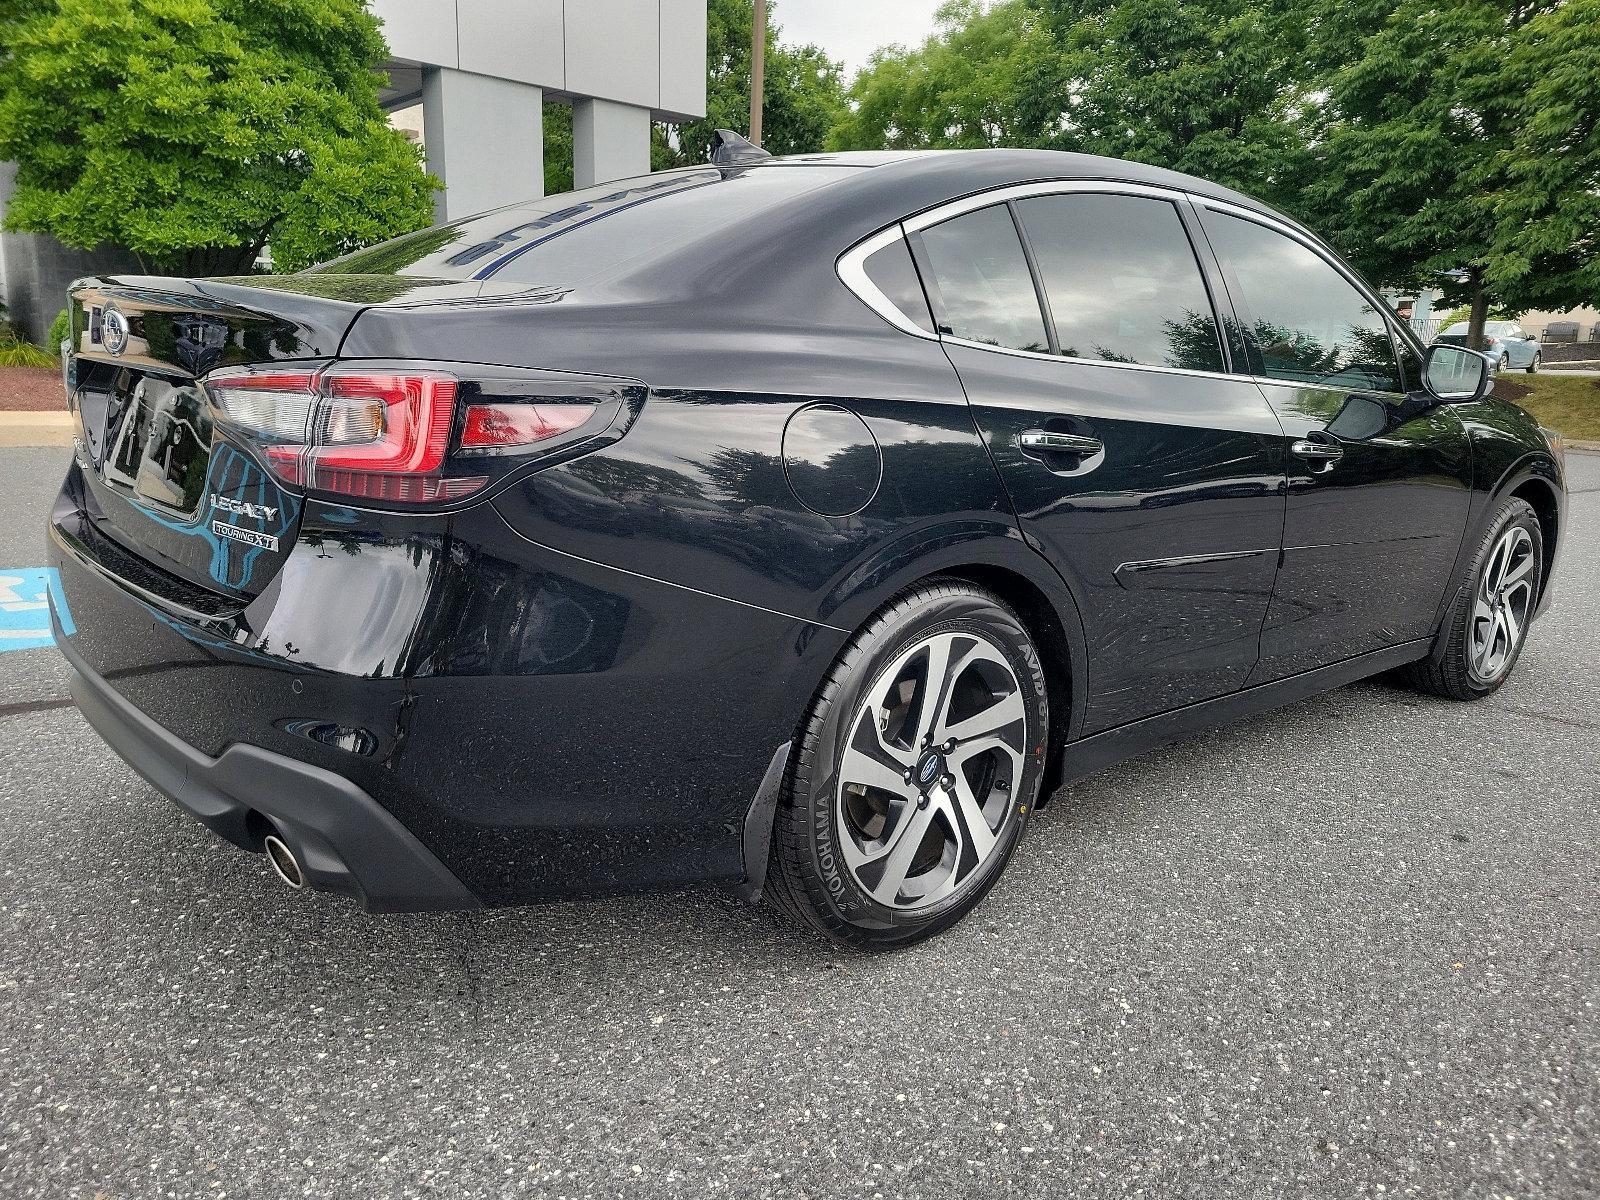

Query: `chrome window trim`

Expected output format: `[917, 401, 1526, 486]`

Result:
[901, 179, 1191, 234]
[835, 222, 937, 340]
[836, 177, 1401, 390]
[942, 335, 1244, 383]
[1248, 375, 1406, 400]
[837, 180, 1201, 344]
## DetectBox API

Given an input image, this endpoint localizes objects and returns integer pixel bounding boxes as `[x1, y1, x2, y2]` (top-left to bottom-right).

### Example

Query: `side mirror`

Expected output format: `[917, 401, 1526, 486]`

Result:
[1422, 343, 1493, 404]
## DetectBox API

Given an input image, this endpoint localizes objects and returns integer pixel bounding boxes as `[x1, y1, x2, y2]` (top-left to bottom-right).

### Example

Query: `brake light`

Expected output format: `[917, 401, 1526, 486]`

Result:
[204, 364, 637, 506]
[460, 403, 592, 451]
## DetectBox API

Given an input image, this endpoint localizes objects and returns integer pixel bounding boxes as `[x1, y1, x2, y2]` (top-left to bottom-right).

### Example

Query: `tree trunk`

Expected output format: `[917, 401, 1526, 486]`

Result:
[1467, 269, 1489, 352]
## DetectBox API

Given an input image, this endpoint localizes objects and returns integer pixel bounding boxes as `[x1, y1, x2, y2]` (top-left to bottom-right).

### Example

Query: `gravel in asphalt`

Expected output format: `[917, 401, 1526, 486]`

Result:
[1, 447, 1596, 1198]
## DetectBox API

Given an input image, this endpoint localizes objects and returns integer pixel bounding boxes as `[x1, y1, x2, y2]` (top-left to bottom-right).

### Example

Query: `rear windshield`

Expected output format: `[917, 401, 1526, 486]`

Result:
[308, 165, 862, 286]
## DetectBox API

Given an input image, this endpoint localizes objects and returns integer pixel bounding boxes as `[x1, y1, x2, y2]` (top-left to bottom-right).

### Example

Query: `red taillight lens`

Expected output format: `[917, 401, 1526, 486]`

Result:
[206, 367, 486, 503]
[460, 402, 593, 451]
[204, 364, 633, 507]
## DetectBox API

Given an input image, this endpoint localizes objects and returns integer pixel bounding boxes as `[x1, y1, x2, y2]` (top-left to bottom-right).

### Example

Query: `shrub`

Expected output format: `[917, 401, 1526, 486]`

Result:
[0, 334, 58, 368]
[45, 308, 70, 354]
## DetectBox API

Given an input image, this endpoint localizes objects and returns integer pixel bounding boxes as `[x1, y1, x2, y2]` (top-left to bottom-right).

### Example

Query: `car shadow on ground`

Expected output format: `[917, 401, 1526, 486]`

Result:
[22, 673, 1474, 1016]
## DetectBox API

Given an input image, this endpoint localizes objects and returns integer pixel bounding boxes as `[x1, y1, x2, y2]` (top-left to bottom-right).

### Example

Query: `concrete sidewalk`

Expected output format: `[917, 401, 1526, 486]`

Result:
[0, 411, 73, 448]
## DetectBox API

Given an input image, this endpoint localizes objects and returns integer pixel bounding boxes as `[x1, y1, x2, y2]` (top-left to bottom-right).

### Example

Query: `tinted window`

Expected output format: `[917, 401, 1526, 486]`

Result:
[1204, 211, 1402, 392]
[862, 237, 935, 334]
[916, 206, 1049, 353]
[312, 166, 861, 284]
[1015, 194, 1224, 372]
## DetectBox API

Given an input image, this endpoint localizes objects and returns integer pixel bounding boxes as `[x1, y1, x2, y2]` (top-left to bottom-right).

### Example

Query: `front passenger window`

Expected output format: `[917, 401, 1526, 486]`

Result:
[1203, 211, 1403, 394]
[915, 206, 1050, 353]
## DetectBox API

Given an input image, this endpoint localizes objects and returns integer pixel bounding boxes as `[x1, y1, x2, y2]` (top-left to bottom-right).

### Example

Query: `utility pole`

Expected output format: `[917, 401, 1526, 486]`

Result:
[750, 0, 766, 145]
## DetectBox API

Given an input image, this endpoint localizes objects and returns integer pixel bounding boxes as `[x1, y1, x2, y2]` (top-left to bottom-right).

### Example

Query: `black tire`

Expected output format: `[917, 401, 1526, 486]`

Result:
[766, 579, 1050, 950]
[1402, 496, 1543, 701]
[1527, 352, 1540, 375]
[1497, 353, 1510, 373]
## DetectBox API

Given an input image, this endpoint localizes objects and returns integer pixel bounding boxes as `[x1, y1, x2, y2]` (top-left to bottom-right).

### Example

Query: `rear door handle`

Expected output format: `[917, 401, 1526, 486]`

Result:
[1019, 430, 1103, 458]
[1290, 438, 1344, 466]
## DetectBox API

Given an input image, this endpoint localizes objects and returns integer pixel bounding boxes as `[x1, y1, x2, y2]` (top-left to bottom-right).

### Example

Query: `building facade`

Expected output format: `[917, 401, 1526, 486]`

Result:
[0, 1, 709, 340]
[372, 0, 708, 221]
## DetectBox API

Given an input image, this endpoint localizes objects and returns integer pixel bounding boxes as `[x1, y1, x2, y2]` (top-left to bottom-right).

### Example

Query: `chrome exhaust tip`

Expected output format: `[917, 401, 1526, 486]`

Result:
[263, 834, 306, 891]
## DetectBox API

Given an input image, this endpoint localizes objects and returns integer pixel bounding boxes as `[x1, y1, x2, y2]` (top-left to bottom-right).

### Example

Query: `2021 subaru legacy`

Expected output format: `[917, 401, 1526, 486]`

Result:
[47, 137, 1567, 948]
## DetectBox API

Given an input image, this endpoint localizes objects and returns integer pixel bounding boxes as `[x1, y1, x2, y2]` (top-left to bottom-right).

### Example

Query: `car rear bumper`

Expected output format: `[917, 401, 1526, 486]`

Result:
[55, 609, 482, 913]
[46, 461, 840, 908]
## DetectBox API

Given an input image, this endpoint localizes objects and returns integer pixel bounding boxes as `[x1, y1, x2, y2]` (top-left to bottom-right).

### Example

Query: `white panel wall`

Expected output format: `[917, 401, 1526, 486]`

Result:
[369, 0, 459, 69]
[371, 0, 706, 120]
[458, 0, 565, 90]
[658, 0, 708, 120]
[564, 0, 661, 111]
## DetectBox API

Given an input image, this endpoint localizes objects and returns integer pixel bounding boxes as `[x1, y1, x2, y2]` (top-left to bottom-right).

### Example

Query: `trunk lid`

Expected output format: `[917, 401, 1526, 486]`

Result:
[64, 276, 361, 603]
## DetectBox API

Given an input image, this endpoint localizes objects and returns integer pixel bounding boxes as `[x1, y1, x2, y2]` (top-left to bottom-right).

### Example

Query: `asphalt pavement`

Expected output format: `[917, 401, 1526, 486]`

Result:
[1, 445, 1597, 1199]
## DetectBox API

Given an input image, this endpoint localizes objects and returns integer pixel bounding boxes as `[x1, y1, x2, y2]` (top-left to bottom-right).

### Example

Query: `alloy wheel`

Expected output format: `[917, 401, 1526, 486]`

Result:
[1468, 525, 1535, 684]
[835, 630, 1027, 911]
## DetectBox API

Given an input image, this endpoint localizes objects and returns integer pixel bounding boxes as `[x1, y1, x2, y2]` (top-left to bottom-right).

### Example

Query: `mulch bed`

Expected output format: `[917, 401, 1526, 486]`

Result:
[0, 367, 65, 411]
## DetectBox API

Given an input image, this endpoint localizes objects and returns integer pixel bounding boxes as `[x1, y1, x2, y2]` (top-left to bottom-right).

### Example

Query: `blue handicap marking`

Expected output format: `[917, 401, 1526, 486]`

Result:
[0, 567, 73, 653]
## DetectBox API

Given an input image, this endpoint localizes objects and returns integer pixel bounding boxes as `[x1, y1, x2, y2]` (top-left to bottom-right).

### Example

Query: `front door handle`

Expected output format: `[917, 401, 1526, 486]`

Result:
[1019, 430, 1103, 459]
[1290, 438, 1344, 469]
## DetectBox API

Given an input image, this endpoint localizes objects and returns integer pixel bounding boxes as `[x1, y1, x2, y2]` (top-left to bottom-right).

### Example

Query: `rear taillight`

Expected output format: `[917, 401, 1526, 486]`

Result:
[204, 363, 641, 506]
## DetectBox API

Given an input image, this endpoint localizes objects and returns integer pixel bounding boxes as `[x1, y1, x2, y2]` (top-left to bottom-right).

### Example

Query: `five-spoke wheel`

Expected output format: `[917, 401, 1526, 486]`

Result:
[836, 630, 1027, 911]
[1402, 496, 1543, 701]
[1468, 524, 1535, 684]
[767, 580, 1049, 949]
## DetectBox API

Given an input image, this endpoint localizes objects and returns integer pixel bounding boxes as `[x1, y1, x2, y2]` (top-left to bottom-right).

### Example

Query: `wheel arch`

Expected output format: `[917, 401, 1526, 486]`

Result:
[1508, 474, 1561, 607]
[1427, 449, 1564, 664]
[735, 532, 1093, 899]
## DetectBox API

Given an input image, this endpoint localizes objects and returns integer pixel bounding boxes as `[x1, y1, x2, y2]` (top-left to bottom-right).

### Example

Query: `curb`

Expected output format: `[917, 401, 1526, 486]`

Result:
[0, 411, 74, 448]
[1570, 440, 1600, 454]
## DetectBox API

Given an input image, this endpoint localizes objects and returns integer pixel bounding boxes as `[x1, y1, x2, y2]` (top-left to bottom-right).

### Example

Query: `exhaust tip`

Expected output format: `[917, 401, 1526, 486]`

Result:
[263, 834, 306, 891]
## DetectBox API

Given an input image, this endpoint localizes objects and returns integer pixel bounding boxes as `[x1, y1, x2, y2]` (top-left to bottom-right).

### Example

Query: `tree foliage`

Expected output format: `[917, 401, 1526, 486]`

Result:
[1483, 0, 1600, 315]
[831, 0, 1309, 204]
[660, 0, 847, 166]
[1292, 2, 1562, 342]
[1035, 0, 1309, 201]
[833, 0, 1598, 345]
[0, 0, 437, 276]
[828, 1, 1060, 150]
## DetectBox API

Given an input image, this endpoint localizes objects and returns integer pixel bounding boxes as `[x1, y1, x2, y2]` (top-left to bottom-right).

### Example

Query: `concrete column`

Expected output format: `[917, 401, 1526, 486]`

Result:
[572, 99, 651, 190]
[421, 67, 544, 223]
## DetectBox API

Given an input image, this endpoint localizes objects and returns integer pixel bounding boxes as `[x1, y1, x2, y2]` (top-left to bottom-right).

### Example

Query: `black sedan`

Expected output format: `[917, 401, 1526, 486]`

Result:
[47, 137, 1567, 948]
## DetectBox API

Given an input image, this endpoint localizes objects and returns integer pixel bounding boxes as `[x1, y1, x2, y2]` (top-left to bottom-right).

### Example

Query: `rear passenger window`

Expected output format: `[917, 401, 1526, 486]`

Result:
[915, 206, 1049, 353]
[861, 237, 935, 334]
[1202, 210, 1404, 393]
[1013, 194, 1224, 372]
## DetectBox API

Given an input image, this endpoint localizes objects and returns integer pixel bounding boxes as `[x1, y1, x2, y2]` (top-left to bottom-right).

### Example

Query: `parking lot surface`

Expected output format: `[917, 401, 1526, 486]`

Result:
[2, 445, 1597, 1199]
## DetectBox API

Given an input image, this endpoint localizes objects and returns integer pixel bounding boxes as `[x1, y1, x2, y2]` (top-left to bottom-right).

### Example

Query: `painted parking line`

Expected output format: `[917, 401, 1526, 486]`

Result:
[0, 568, 72, 653]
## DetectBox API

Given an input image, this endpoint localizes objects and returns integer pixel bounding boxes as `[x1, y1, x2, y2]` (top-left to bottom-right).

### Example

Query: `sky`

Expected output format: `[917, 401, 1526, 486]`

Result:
[775, 0, 948, 75]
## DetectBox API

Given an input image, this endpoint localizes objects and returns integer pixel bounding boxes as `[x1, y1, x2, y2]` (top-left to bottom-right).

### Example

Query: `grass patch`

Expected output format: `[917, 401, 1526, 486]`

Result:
[0, 336, 57, 368]
[1492, 372, 1600, 442]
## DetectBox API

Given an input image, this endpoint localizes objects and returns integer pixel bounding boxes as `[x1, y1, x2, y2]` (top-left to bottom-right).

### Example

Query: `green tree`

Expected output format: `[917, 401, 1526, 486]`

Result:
[544, 100, 575, 195]
[828, 0, 1060, 150]
[832, 0, 1309, 205]
[0, 0, 437, 276]
[661, 0, 847, 165]
[1293, 0, 1574, 348]
[1036, 0, 1310, 202]
[1483, 0, 1600, 319]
